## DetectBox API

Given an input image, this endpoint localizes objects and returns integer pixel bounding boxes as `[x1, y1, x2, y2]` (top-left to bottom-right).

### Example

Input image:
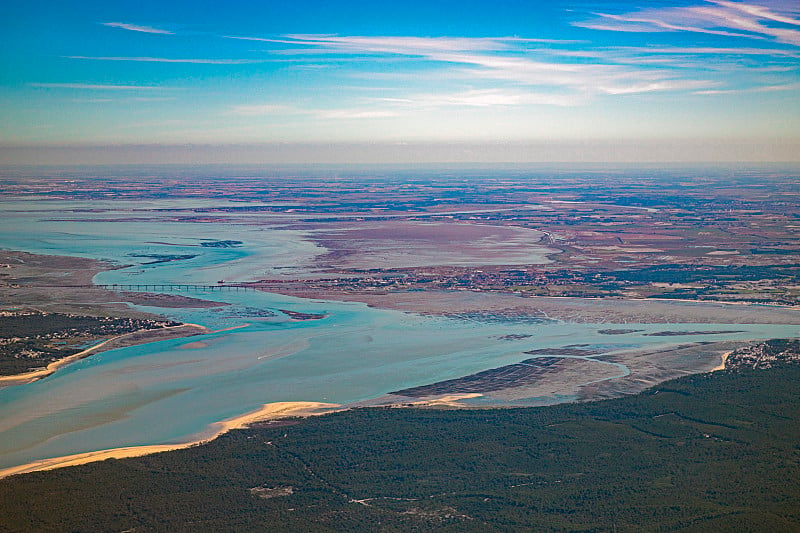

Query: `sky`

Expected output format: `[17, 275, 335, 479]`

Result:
[1, 0, 799, 163]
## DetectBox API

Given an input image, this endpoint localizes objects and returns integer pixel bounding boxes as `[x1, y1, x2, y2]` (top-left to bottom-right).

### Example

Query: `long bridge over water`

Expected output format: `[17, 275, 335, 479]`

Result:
[19, 283, 258, 292]
[97, 283, 255, 292]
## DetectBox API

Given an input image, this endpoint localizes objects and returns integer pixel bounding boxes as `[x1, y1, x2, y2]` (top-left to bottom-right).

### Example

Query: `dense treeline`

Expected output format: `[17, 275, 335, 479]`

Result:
[0, 313, 177, 339]
[607, 264, 800, 284]
[1, 365, 799, 532]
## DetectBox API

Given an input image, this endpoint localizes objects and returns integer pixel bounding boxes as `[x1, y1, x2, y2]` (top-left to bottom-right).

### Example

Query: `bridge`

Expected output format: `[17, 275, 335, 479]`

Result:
[17, 283, 256, 292]
[97, 283, 255, 292]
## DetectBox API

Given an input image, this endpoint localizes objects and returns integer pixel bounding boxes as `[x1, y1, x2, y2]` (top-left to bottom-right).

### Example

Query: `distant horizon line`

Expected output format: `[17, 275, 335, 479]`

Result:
[2, 140, 799, 165]
[2, 163, 799, 173]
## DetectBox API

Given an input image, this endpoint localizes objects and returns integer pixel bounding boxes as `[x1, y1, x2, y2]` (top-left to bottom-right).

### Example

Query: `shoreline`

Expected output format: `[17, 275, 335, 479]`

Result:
[0, 393, 489, 479]
[711, 350, 731, 372]
[0, 323, 209, 386]
[256, 287, 800, 325]
[0, 401, 343, 480]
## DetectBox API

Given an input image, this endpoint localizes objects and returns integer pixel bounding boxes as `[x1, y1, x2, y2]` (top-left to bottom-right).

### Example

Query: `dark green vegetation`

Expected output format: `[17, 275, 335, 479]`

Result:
[2, 360, 800, 532]
[0, 312, 177, 375]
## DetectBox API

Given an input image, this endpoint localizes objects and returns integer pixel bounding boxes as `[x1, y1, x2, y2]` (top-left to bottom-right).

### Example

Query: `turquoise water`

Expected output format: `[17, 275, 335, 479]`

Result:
[0, 198, 798, 470]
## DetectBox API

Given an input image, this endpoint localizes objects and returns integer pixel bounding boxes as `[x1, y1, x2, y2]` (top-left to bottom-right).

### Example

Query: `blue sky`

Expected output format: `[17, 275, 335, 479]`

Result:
[1, 0, 799, 162]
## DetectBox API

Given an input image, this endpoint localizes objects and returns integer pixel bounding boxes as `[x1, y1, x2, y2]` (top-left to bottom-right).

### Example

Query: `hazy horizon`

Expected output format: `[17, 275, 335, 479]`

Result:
[2, 139, 799, 166]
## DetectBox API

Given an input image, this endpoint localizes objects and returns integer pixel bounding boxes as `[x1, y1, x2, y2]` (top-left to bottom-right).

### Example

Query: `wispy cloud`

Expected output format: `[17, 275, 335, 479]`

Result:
[225, 35, 578, 52]
[575, 1, 800, 46]
[315, 109, 400, 119]
[548, 45, 800, 74]
[229, 104, 298, 116]
[372, 89, 583, 107]
[29, 82, 173, 90]
[612, 46, 800, 57]
[65, 56, 268, 64]
[231, 34, 717, 98]
[102, 22, 173, 35]
[694, 81, 800, 94]
[74, 97, 178, 103]
[229, 104, 398, 119]
[600, 79, 715, 94]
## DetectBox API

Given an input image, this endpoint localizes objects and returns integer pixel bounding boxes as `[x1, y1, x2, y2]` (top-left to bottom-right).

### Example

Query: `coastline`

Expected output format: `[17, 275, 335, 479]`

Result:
[0, 323, 208, 386]
[0, 251, 796, 481]
[711, 350, 731, 372]
[0, 249, 227, 317]
[0, 401, 342, 480]
[256, 287, 800, 326]
[0, 393, 490, 479]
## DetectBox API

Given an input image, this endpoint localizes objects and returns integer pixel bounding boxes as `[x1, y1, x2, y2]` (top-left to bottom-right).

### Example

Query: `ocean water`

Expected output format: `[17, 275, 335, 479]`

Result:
[0, 198, 798, 470]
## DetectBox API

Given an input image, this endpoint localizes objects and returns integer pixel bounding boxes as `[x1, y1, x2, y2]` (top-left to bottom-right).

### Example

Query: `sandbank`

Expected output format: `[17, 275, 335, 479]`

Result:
[359, 392, 485, 409]
[406, 393, 484, 407]
[0, 400, 341, 479]
[178, 341, 209, 350]
[208, 322, 251, 334]
[711, 351, 731, 372]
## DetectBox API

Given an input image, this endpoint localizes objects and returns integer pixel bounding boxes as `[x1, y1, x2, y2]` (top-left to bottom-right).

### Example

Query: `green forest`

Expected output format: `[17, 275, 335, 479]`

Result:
[1, 364, 799, 532]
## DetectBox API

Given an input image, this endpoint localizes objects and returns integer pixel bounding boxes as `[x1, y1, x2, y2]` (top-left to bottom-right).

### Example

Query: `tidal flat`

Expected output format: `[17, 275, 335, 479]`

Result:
[0, 172, 799, 476]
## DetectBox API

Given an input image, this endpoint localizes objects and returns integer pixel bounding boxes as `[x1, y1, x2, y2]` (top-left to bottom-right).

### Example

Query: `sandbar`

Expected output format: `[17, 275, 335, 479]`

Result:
[178, 341, 209, 350]
[211, 323, 251, 333]
[711, 351, 731, 372]
[358, 392, 485, 409]
[405, 393, 484, 407]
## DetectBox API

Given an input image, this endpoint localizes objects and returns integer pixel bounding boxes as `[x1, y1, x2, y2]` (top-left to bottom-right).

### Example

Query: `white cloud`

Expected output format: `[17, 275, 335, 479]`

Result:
[614, 46, 800, 57]
[74, 97, 177, 103]
[220, 23, 797, 118]
[235, 34, 718, 97]
[65, 56, 267, 64]
[229, 103, 398, 119]
[578, 13, 760, 39]
[575, 1, 800, 46]
[711, 1, 800, 26]
[694, 81, 800, 94]
[315, 109, 400, 119]
[599, 79, 716, 94]
[372, 89, 582, 107]
[30, 83, 172, 90]
[102, 22, 173, 35]
[230, 104, 297, 116]
[225, 35, 576, 53]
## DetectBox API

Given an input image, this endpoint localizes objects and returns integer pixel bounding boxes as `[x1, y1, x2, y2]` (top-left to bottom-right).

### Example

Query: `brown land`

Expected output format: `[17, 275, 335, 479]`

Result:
[1, 170, 798, 477]
[303, 220, 554, 269]
[119, 291, 228, 308]
[0, 250, 228, 315]
[260, 288, 800, 325]
[0, 249, 222, 384]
